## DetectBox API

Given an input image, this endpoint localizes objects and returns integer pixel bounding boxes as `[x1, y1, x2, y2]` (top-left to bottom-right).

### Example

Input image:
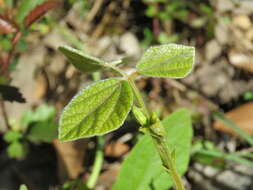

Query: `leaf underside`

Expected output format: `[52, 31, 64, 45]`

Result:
[112, 109, 193, 190]
[59, 78, 133, 141]
[136, 44, 195, 78]
[59, 45, 108, 73]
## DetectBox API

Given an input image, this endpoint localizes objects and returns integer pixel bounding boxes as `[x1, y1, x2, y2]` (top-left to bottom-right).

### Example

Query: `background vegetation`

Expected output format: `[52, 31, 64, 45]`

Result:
[0, 0, 253, 189]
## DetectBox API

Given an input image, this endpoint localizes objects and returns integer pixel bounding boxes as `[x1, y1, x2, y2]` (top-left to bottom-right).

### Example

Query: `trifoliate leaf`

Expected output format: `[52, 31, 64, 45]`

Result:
[59, 45, 109, 73]
[136, 44, 195, 78]
[59, 78, 133, 141]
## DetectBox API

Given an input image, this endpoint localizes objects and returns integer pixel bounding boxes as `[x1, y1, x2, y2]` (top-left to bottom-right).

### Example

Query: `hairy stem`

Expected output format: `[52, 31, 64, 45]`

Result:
[127, 77, 185, 190]
[148, 122, 185, 190]
[128, 77, 150, 118]
[86, 136, 104, 189]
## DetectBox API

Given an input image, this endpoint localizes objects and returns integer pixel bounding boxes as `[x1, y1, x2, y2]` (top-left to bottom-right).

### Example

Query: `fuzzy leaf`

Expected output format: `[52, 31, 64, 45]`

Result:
[59, 45, 109, 73]
[112, 109, 193, 190]
[59, 78, 133, 141]
[136, 44, 195, 78]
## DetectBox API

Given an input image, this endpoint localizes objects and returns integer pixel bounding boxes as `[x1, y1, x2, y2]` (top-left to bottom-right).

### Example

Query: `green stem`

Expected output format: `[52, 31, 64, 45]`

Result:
[127, 77, 186, 190]
[86, 136, 104, 189]
[128, 77, 150, 118]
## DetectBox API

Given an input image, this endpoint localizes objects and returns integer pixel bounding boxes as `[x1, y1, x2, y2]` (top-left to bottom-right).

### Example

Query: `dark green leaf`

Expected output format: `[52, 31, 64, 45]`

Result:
[59, 45, 109, 73]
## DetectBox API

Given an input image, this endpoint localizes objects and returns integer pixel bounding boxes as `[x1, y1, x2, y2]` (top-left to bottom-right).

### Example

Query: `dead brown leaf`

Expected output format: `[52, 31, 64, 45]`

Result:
[105, 142, 129, 158]
[214, 102, 253, 136]
[53, 139, 87, 181]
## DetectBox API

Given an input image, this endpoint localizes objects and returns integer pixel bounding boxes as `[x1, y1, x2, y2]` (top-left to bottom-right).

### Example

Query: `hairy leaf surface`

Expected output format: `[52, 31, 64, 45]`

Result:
[112, 109, 193, 190]
[59, 45, 109, 73]
[136, 44, 195, 78]
[59, 78, 133, 141]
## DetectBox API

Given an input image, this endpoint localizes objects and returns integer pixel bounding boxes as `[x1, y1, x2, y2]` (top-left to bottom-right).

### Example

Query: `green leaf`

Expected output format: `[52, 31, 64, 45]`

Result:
[7, 141, 27, 159]
[4, 130, 23, 143]
[27, 119, 58, 143]
[136, 44, 195, 78]
[59, 78, 133, 141]
[19, 184, 28, 190]
[59, 45, 109, 73]
[112, 109, 193, 190]
[21, 104, 56, 130]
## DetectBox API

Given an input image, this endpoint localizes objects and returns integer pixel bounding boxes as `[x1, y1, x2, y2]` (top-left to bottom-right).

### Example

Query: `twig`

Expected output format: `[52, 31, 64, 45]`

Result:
[85, 0, 104, 23]
[0, 100, 11, 130]
[92, 1, 116, 38]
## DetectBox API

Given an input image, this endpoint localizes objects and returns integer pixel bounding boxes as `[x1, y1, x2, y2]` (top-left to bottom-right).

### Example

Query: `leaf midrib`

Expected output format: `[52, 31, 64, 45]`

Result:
[80, 83, 122, 136]
[63, 81, 122, 138]
[64, 80, 122, 114]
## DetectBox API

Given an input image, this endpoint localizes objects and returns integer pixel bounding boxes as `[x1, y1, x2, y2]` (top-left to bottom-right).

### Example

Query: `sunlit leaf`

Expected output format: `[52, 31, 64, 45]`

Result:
[59, 78, 133, 141]
[136, 44, 195, 78]
[112, 109, 193, 190]
[19, 184, 28, 190]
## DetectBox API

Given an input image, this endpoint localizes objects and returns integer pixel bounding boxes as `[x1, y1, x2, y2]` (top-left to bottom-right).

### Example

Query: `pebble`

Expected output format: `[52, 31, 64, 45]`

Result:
[216, 0, 234, 12]
[233, 15, 252, 30]
[119, 32, 141, 58]
[205, 39, 222, 61]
